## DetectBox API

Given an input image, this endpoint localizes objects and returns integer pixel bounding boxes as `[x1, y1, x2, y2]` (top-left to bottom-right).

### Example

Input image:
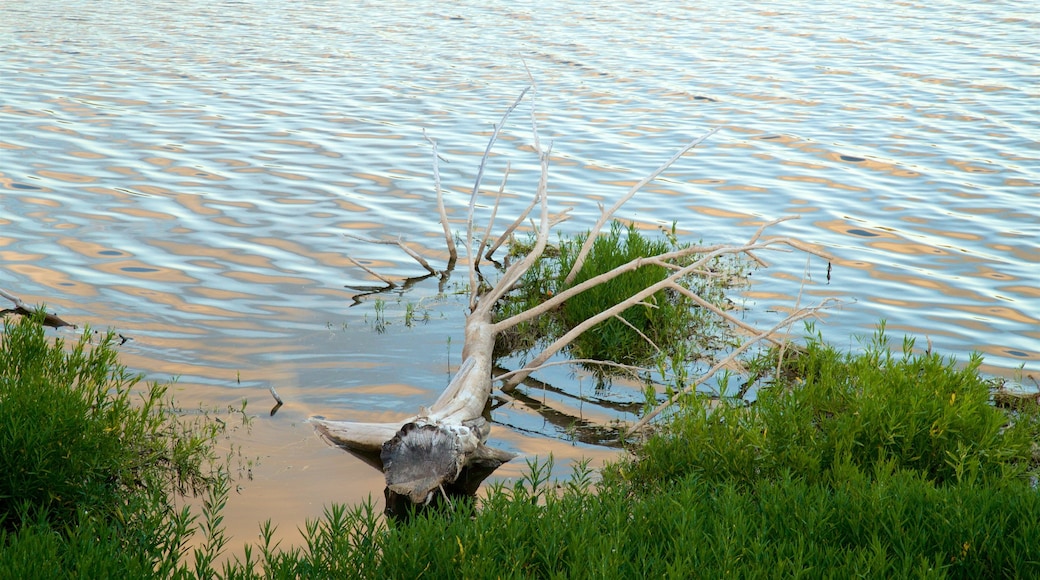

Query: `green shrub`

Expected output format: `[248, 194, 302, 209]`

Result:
[213, 326, 1040, 578]
[610, 324, 1040, 491]
[221, 456, 1040, 579]
[7, 309, 1037, 578]
[0, 311, 227, 576]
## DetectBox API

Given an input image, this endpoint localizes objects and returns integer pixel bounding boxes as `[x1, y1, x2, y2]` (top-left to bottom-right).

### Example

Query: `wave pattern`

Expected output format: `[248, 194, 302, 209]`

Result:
[1, 0, 1037, 521]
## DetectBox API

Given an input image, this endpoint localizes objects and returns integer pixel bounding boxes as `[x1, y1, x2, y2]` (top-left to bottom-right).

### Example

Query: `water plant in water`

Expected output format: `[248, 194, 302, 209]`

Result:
[493, 220, 747, 385]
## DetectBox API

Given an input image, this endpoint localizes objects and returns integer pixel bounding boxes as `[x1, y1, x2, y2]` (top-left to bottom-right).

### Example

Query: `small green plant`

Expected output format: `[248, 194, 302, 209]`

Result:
[403, 300, 430, 327]
[373, 298, 387, 333]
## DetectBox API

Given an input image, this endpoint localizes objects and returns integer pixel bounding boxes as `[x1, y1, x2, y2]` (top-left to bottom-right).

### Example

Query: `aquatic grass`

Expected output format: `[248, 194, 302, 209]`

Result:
[493, 220, 745, 381]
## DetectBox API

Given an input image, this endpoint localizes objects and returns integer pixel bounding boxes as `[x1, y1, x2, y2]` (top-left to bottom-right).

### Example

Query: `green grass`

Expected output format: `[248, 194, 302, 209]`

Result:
[5, 310, 1040, 578]
[0, 311, 231, 577]
[494, 221, 745, 382]
[619, 324, 1039, 490]
[218, 325, 1040, 579]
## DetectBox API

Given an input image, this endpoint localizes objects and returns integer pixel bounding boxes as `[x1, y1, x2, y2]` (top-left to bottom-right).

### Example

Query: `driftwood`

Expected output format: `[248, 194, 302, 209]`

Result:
[0, 288, 77, 329]
[315, 86, 834, 515]
[992, 387, 1040, 410]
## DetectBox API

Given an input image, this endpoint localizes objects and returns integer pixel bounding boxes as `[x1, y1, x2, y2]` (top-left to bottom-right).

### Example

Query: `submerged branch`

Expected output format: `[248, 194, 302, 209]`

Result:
[344, 234, 440, 276]
[627, 298, 841, 435]
[345, 256, 396, 288]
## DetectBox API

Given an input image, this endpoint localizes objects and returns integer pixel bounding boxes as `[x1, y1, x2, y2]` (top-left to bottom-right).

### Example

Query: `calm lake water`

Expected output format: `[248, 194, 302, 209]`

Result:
[2, 0, 1038, 546]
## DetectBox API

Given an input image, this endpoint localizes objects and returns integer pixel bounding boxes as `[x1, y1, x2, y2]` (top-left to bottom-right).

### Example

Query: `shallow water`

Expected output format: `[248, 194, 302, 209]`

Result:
[2, 0, 1038, 548]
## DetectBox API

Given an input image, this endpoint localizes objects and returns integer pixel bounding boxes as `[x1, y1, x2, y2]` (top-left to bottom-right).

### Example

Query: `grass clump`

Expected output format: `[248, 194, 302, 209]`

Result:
[0, 311, 230, 577]
[617, 323, 1040, 490]
[495, 221, 744, 379]
[557, 221, 688, 365]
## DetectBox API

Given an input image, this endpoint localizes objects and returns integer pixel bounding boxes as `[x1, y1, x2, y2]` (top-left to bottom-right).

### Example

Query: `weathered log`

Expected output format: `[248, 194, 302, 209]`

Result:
[0, 288, 77, 329]
[314, 89, 834, 515]
[314, 313, 517, 515]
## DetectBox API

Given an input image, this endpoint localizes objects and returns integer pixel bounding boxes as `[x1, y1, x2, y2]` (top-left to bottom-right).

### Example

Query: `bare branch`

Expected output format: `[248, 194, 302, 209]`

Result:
[467, 87, 532, 311]
[495, 226, 823, 335]
[627, 298, 840, 435]
[0, 288, 27, 309]
[667, 283, 787, 348]
[563, 127, 721, 286]
[346, 256, 395, 287]
[613, 312, 663, 354]
[344, 234, 439, 275]
[484, 193, 540, 261]
[476, 162, 510, 268]
[498, 234, 830, 392]
[423, 130, 456, 265]
[494, 358, 652, 385]
[0, 287, 77, 329]
[477, 142, 552, 313]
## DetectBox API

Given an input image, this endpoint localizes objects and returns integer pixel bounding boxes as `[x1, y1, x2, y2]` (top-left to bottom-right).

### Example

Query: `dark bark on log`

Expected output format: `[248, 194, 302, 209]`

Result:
[992, 388, 1040, 410]
[0, 288, 76, 329]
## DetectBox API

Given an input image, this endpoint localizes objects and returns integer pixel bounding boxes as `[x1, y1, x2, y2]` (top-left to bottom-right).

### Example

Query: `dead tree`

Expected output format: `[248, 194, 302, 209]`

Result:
[313, 87, 833, 515]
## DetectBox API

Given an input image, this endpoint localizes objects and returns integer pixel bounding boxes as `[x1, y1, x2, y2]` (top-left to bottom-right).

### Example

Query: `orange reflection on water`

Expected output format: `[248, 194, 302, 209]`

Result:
[107, 284, 247, 320]
[221, 270, 316, 287]
[94, 260, 199, 283]
[147, 241, 278, 272]
[6, 264, 98, 296]
[111, 205, 180, 221]
[166, 165, 228, 181]
[866, 240, 951, 256]
[777, 174, 867, 192]
[685, 204, 756, 221]
[0, 249, 45, 262]
[947, 303, 1038, 326]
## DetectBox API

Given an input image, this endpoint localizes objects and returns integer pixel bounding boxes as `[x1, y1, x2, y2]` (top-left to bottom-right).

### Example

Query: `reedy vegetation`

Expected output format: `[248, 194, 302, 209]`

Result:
[0, 312, 240, 578]
[494, 220, 744, 382]
[3, 312, 1039, 578]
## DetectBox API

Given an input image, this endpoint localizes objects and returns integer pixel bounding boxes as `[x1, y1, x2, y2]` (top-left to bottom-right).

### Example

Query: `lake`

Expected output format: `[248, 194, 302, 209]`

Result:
[1, 0, 1037, 548]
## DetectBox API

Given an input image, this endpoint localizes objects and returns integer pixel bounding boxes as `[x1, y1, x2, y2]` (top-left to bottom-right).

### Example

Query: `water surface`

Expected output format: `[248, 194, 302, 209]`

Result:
[2, 0, 1038, 547]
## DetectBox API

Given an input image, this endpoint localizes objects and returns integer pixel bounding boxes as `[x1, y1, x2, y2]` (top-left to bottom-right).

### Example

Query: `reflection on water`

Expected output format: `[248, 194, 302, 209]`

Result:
[2, 0, 1038, 547]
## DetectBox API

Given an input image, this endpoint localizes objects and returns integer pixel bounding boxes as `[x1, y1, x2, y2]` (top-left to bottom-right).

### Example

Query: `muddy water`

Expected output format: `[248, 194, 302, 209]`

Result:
[2, 0, 1038, 550]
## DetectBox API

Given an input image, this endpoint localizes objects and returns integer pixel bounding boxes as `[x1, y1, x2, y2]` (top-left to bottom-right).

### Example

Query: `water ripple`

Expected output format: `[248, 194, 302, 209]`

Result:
[1, 0, 1038, 525]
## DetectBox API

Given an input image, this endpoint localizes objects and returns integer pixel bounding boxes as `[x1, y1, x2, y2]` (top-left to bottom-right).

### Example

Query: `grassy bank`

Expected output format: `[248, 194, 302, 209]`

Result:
[0, 312, 234, 578]
[3, 313, 1039, 578]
